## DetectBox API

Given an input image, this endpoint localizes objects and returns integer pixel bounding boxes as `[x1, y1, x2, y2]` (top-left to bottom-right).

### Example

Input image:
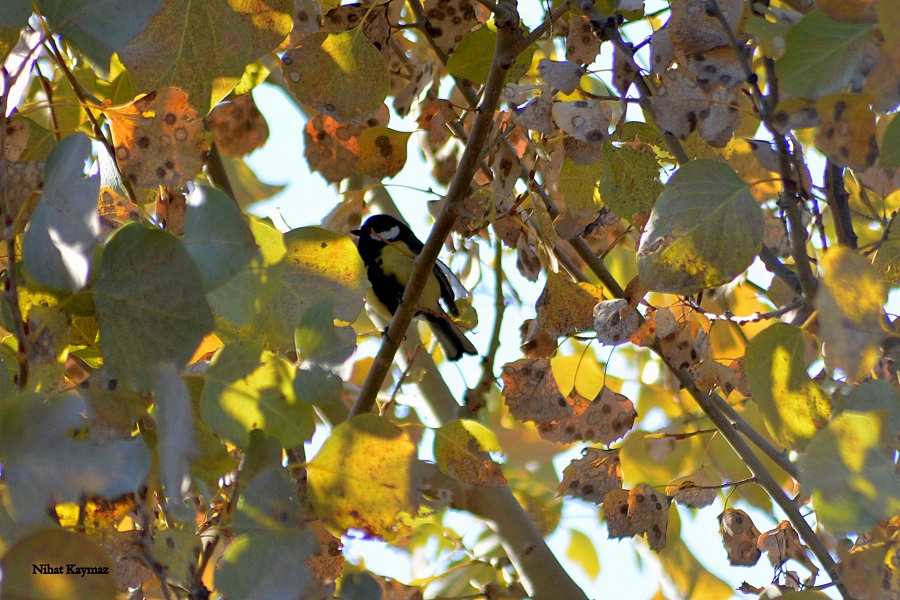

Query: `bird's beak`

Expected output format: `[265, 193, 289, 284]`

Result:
[350, 229, 361, 236]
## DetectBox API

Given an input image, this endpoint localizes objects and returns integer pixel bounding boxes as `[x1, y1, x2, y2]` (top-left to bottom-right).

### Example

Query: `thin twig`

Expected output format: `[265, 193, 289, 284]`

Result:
[824, 160, 857, 248]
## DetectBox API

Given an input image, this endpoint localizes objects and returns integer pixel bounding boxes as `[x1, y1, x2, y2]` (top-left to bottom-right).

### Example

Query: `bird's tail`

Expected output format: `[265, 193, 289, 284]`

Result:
[423, 314, 477, 361]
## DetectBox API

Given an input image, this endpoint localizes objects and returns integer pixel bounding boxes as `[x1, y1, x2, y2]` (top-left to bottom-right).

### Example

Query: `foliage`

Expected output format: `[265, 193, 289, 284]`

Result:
[0, 1, 899, 599]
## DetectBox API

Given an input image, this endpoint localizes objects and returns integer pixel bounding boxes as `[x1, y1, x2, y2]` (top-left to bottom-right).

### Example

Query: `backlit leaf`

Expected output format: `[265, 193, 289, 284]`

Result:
[307, 414, 424, 541]
[118, 0, 254, 113]
[282, 30, 389, 125]
[535, 270, 604, 339]
[201, 341, 314, 448]
[816, 247, 886, 380]
[357, 126, 412, 179]
[815, 93, 878, 170]
[775, 10, 874, 100]
[104, 88, 211, 188]
[558, 447, 622, 504]
[745, 323, 831, 450]
[637, 160, 762, 295]
[800, 412, 900, 533]
[433, 420, 506, 486]
[599, 142, 663, 220]
[423, 0, 478, 54]
[566, 529, 600, 579]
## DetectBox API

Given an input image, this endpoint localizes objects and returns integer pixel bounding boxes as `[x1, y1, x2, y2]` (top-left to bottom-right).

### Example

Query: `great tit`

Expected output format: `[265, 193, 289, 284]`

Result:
[352, 214, 478, 361]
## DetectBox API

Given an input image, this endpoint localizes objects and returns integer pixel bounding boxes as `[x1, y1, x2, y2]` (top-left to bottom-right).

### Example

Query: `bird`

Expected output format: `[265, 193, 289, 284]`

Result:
[352, 214, 478, 361]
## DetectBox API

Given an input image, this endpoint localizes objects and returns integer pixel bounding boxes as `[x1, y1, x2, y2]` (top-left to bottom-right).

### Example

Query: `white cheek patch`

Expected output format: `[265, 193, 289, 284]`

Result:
[372, 225, 400, 241]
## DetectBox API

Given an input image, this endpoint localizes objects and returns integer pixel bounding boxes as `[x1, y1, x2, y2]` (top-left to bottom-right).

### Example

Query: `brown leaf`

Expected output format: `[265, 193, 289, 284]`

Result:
[594, 299, 640, 346]
[304, 115, 362, 183]
[394, 60, 435, 117]
[500, 358, 571, 424]
[719, 509, 762, 566]
[1, 161, 43, 226]
[306, 521, 344, 588]
[613, 43, 639, 95]
[698, 88, 741, 148]
[537, 387, 637, 445]
[512, 91, 554, 136]
[669, 0, 744, 55]
[538, 59, 586, 95]
[155, 188, 186, 235]
[520, 319, 559, 359]
[4, 119, 29, 161]
[566, 15, 598, 65]
[417, 99, 457, 148]
[563, 136, 605, 165]
[666, 466, 717, 508]
[559, 447, 622, 504]
[650, 25, 675, 76]
[660, 320, 710, 371]
[605, 485, 671, 551]
[537, 270, 605, 339]
[423, 0, 478, 54]
[104, 88, 211, 189]
[515, 237, 541, 281]
[692, 360, 738, 395]
[681, 46, 745, 90]
[758, 521, 819, 582]
[98, 187, 142, 239]
[491, 140, 519, 200]
[322, 2, 392, 57]
[552, 100, 612, 144]
[650, 70, 708, 140]
[206, 93, 269, 158]
[815, 93, 879, 170]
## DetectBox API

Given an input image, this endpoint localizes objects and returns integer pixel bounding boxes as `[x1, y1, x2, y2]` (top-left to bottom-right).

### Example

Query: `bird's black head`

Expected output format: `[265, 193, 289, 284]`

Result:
[352, 214, 419, 252]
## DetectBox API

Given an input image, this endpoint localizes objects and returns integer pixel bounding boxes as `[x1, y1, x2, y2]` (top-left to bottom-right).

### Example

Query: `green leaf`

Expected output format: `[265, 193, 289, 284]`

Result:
[0, 393, 151, 524]
[293, 366, 342, 406]
[599, 143, 663, 220]
[36, 0, 163, 69]
[215, 529, 319, 600]
[153, 363, 198, 520]
[880, 113, 900, 167]
[558, 158, 602, 220]
[775, 10, 874, 100]
[22, 133, 99, 292]
[745, 323, 832, 450]
[0, 1, 32, 62]
[637, 160, 762, 295]
[447, 25, 495, 85]
[94, 223, 215, 391]
[184, 185, 260, 292]
[433, 420, 507, 487]
[873, 211, 900, 285]
[229, 0, 293, 59]
[0, 528, 116, 599]
[282, 30, 389, 125]
[208, 215, 285, 326]
[840, 380, 900, 449]
[118, 0, 253, 113]
[446, 23, 533, 85]
[200, 341, 314, 448]
[799, 412, 900, 533]
[815, 247, 886, 380]
[253, 226, 367, 352]
[565, 529, 600, 579]
[294, 298, 356, 365]
[307, 414, 424, 541]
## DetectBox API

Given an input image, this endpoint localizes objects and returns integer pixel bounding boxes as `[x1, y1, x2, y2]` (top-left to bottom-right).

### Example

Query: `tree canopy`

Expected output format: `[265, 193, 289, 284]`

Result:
[0, 0, 899, 599]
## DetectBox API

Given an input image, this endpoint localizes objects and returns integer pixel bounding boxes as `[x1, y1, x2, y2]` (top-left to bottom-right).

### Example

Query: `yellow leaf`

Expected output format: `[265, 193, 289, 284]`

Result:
[357, 126, 412, 179]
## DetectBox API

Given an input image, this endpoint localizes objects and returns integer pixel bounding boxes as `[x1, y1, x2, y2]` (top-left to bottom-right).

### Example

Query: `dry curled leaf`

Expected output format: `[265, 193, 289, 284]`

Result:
[538, 59, 585, 95]
[650, 70, 708, 140]
[104, 88, 211, 189]
[559, 447, 622, 504]
[666, 466, 717, 508]
[500, 358, 570, 424]
[594, 299, 640, 346]
[660, 320, 710, 371]
[692, 360, 739, 395]
[536, 387, 636, 446]
[719, 509, 762, 566]
[422, 0, 478, 55]
[552, 100, 612, 144]
[566, 15, 598, 65]
[605, 484, 671, 551]
[758, 521, 819, 585]
[815, 93, 879, 170]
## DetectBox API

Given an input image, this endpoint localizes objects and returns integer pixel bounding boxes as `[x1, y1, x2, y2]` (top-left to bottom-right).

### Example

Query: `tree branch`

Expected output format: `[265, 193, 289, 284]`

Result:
[824, 160, 857, 248]
[351, 1, 523, 417]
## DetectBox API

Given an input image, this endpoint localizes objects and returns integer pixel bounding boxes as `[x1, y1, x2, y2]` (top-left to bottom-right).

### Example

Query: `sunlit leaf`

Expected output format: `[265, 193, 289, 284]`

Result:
[201, 341, 314, 448]
[22, 133, 99, 292]
[357, 126, 412, 179]
[745, 323, 831, 450]
[800, 412, 900, 533]
[118, 0, 255, 113]
[433, 420, 506, 486]
[638, 160, 762, 295]
[566, 529, 600, 579]
[104, 88, 212, 188]
[307, 414, 425, 541]
[599, 142, 663, 220]
[282, 30, 389, 125]
[535, 270, 604, 339]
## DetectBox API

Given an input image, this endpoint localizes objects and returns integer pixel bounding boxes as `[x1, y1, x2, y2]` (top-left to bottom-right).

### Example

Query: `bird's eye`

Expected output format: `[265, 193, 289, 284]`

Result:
[373, 225, 401, 241]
